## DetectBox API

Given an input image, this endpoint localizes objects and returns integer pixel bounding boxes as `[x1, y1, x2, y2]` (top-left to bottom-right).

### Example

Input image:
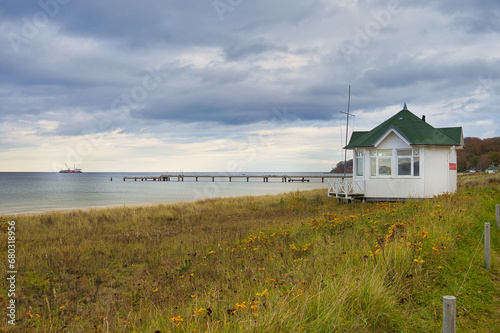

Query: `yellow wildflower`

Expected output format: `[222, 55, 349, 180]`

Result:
[170, 315, 185, 327]
[236, 302, 247, 309]
[256, 289, 269, 297]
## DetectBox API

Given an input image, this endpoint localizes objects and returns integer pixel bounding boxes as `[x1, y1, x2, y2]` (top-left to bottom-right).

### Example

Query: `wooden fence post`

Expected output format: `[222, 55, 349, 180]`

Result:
[485, 223, 491, 270]
[443, 296, 456, 333]
[496, 204, 499, 229]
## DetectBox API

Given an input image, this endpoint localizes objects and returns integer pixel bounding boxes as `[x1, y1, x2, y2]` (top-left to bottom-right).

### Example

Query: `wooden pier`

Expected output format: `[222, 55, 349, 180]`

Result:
[122, 173, 347, 183]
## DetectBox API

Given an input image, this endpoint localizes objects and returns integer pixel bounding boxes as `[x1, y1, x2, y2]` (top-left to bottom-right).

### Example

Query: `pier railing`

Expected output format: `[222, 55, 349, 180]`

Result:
[123, 173, 346, 183]
[328, 178, 365, 199]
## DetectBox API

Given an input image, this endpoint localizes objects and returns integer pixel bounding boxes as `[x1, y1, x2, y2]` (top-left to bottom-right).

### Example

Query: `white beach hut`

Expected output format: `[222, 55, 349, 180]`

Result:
[329, 105, 464, 201]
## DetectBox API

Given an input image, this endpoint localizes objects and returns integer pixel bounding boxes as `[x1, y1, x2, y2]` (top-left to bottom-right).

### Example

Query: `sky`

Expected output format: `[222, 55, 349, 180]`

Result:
[0, 0, 499, 172]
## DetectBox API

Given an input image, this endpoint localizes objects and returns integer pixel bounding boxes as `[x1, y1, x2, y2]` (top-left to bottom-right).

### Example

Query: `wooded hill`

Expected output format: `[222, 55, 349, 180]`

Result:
[457, 137, 500, 172]
[331, 137, 500, 173]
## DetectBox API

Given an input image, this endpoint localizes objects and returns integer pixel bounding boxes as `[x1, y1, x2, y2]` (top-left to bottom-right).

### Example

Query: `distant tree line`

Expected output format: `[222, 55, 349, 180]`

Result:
[457, 137, 500, 172]
[331, 137, 500, 173]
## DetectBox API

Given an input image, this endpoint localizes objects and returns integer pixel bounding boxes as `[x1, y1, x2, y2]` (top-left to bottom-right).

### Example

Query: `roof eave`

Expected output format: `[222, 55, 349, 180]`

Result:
[409, 143, 462, 146]
[344, 144, 374, 149]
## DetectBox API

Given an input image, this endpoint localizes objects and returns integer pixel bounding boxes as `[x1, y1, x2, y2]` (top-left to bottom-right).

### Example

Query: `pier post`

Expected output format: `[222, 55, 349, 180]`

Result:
[229, 177, 232, 182]
[196, 177, 198, 182]
[322, 177, 324, 183]
[212, 177, 215, 182]
[247, 177, 249, 182]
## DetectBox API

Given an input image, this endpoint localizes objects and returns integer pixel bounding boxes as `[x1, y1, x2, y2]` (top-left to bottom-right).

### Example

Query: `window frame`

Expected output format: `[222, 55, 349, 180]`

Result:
[397, 149, 420, 177]
[369, 148, 420, 178]
[355, 150, 364, 177]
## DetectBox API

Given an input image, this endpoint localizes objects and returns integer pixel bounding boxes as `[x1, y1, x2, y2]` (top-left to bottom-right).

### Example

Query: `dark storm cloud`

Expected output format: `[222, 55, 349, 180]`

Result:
[0, 0, 498, 140]
[362, 59, 500, 89]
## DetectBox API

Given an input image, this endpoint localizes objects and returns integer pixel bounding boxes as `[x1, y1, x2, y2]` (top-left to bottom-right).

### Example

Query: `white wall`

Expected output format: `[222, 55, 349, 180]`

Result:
[364, 177, 425, 198]
[376, 131, 411, 149]
[423, 146, 456, 196]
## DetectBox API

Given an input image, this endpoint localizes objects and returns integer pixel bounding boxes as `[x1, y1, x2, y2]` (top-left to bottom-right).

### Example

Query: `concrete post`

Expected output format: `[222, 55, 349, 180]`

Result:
[442, 296, 456, 333]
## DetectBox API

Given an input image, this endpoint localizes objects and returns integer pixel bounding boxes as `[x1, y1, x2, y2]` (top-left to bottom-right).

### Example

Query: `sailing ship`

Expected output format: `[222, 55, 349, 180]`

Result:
[59, 164, 83, 173]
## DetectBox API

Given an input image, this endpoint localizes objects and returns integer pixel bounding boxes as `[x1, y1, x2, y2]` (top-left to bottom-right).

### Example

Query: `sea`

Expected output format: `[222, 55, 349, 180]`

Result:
[0, 172, 335, 215]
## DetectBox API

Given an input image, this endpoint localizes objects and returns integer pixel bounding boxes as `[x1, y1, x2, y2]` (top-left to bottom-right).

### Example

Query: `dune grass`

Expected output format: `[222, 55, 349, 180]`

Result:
[1, 173, 499, 332]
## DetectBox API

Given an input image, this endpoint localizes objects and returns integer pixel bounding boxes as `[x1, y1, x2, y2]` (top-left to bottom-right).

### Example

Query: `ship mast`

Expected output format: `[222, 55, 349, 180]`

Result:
[340, 85, 354, 179]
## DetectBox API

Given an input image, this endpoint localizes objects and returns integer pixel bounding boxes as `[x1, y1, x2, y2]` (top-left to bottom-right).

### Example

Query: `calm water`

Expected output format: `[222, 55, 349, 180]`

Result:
[0, 172, 331, 215]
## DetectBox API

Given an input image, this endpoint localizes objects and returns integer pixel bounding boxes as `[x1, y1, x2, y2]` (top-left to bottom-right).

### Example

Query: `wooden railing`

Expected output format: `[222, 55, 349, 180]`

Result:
[328, 178, 365, 199]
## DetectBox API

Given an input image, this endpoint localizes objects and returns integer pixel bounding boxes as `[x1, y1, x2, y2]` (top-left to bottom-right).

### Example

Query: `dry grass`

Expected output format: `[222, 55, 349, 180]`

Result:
[1, 173, 499, 332]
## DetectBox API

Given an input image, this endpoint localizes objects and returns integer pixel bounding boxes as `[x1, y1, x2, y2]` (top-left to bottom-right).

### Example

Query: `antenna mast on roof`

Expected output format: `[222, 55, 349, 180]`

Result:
[340, 85, 355, 179]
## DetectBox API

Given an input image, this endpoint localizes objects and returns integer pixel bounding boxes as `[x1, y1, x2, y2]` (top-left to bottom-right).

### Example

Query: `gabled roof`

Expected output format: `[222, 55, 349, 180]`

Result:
[345, 107, 463, 149]
[486, 165, 499, 171]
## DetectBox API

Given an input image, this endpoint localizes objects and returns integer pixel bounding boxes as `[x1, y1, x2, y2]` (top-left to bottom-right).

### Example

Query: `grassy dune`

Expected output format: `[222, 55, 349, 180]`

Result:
[1, 174, 499, 332]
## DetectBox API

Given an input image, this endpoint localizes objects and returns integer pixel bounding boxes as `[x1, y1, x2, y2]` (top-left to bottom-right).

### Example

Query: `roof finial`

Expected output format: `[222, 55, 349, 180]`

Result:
[403, 103, 408, 110]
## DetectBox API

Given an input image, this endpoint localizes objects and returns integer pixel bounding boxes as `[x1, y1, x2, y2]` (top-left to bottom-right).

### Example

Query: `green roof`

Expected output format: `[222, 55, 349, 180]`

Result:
[345, 108, 463, 149]
[486, 165, 499, 171]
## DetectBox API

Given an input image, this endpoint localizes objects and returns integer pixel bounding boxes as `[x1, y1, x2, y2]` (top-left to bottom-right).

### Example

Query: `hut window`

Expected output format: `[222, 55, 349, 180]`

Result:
[355, 151, 364, 177]
[369, 149, 420, 177]
[397, 149, 419, 176]
[414, 149, 420, 176]
[370, 149, 393, 176]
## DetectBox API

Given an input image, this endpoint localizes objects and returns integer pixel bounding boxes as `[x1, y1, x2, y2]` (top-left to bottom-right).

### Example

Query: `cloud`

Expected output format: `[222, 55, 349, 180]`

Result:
[0, 0, 498, 171]
[223, 40, 289, 61]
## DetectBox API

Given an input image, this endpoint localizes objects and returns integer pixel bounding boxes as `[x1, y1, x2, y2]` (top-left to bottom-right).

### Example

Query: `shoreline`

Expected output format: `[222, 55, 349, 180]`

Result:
[0, 188, 326, 217]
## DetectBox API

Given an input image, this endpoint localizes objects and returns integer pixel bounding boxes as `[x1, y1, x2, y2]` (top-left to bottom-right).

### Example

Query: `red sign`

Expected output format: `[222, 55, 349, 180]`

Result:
[449, 163, 457, 170]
